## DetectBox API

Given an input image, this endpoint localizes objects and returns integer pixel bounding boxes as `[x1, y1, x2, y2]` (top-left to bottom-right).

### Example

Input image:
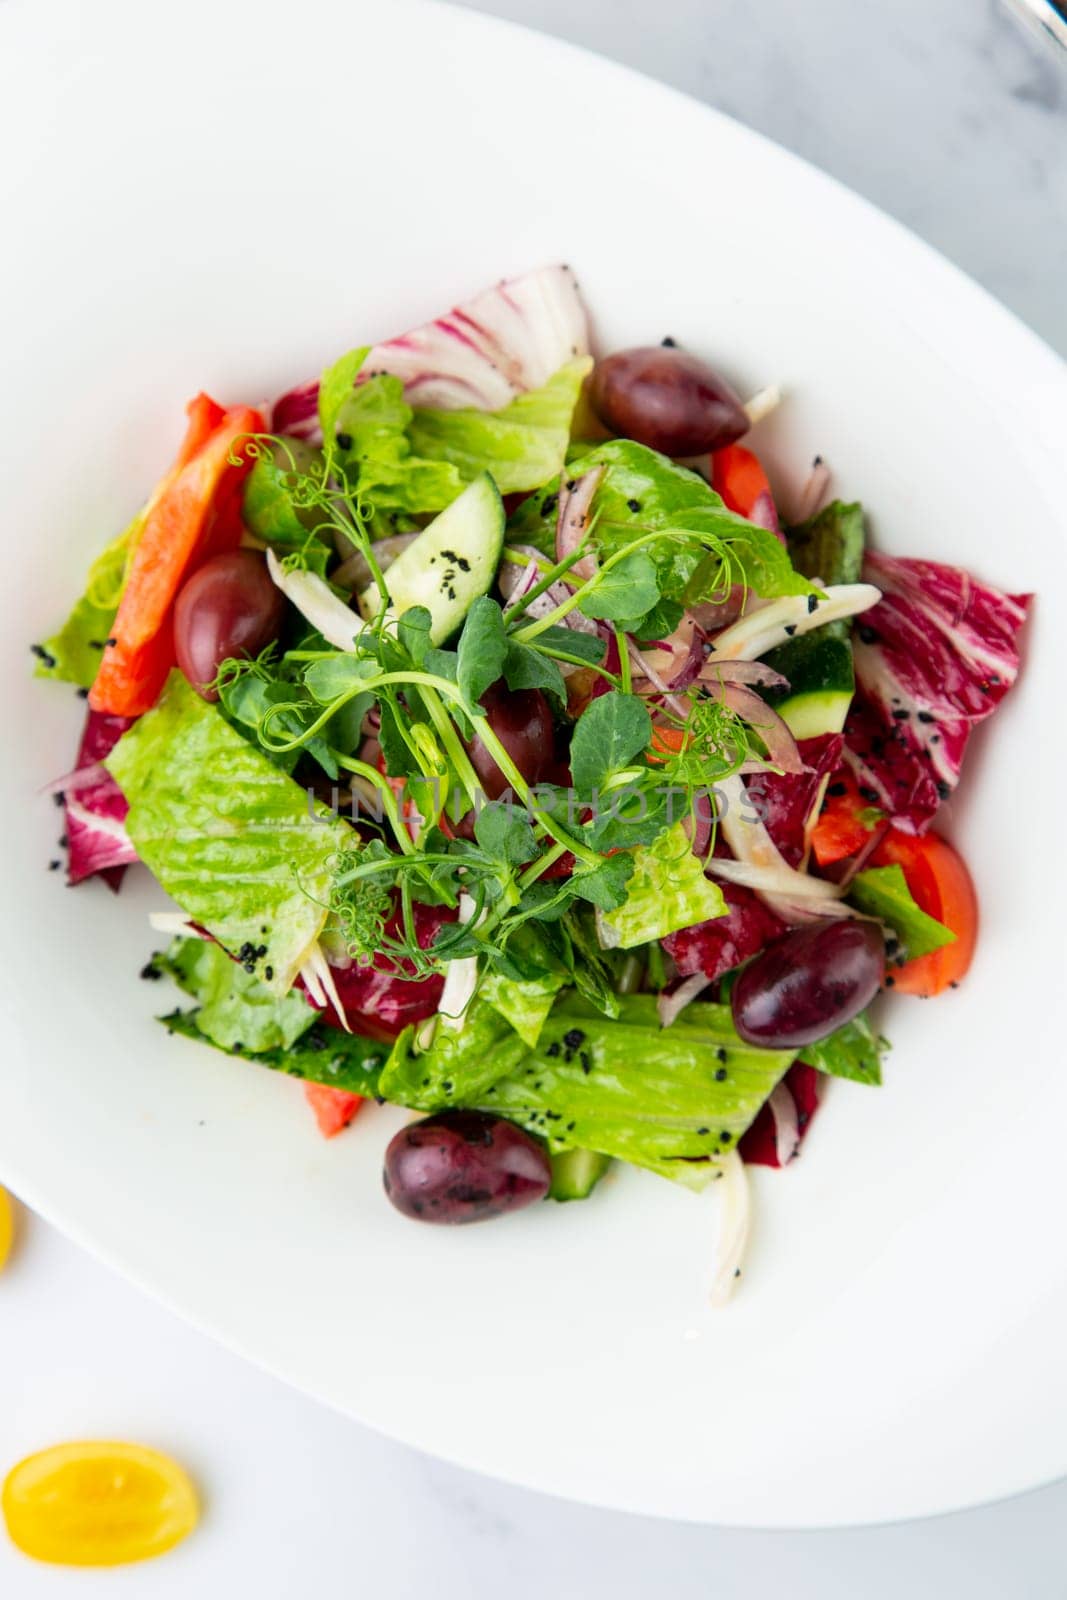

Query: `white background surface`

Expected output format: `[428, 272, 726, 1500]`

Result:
[3, 0, 1065, 1593]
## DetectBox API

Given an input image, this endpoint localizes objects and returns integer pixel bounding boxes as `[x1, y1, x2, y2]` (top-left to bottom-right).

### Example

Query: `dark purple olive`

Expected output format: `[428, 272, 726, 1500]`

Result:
[174, 549, 287, 700]
[590, 345, 749, 458]
[731, 920, 885, 1049]
[466, 680, 554, 801]
[383, 1110, 550, 1224]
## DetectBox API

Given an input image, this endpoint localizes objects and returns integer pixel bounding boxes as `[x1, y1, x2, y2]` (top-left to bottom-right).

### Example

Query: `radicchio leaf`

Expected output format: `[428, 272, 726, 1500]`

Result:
[272, 264, 590, 440]
[848, 552, 1031, 832]
[65, 710, 138, 889]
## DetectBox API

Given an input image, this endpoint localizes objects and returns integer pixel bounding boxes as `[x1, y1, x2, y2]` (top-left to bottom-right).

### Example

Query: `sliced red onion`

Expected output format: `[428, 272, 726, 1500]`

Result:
[667, 623, 709, 692]
[748, 490, 782, 537]
[627, 639, 690, 719]
[718, 684, 806, 775]
[657, 971, 712, 1028]
[555, 465, 605, 581]
[766, 1081, 801, 1167]
[688, 589, 749, 635]
[681, 788, 715, 858]
[40, 761, 108, 797]
[702, 659, 790, 691]
[590, 629, 622, 698]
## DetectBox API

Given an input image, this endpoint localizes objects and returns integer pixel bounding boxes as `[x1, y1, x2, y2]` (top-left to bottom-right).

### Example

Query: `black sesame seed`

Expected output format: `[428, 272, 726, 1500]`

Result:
[264, 965, 273, 981]
[827, 781, 847, 798]
[917, 710, 935, 724]
[563, 1028, 586, 1049]
[75, 686, 89, 699]
[30, 642, 57, 668]
[540, 493, 558, 518]
[891, 708, 910, 721]
[806, 594, 819, 613]
[715, 1067, 727, 1082]
[936, 780, 951, 800]
[53, 791, 66, 808]
[48, 858, 62, 871]
[661, 336, 677, 348]
[884, 974, 896, 988]
[335, 431, 353, 450]
[783, 624, 797, 637]
[626, 498, 642, 514]
[857, 625, 879, 645]
[546, 1041, 561, 1058]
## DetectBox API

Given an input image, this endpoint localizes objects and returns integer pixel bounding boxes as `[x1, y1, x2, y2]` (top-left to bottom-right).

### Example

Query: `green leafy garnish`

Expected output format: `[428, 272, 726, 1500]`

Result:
[800, 1013, 887, 1086]
[162, 1008, 387, 1097]
[151, 936, 317, 1052]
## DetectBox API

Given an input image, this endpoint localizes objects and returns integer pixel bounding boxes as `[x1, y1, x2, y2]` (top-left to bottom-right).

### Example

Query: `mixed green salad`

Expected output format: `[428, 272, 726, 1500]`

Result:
[37, 266, 1031, 1296]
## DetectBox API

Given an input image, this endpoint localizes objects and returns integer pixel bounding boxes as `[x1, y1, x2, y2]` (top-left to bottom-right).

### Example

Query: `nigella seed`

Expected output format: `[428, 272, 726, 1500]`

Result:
[891, 708, 910, 721]
[563, 1029, 586, 1049]
[806, 594, 819, 613]
[697, 1126, 710, 1136]
[827, 782, 847, 798]
[30, 642, 57, 668]
[936, 780, 951, 800]
[715, 1067, 727, 1082]
[661, 335, 677, 347]
[48, 859, 61, 872]
[783, 624, 797, 636]
[540, 493, 558, 517]
[857, 625, 879, 645]
[335, 431, 353, 450]
[264, 965, 273, 981]
[917, 710, 935, 724]
[626, 498, 642, 513]
[546, 1041, 561, 1058]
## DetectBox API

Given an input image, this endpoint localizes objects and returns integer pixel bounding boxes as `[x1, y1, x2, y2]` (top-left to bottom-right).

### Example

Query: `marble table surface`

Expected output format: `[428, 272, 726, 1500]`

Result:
[2, 2, 1064, 1595]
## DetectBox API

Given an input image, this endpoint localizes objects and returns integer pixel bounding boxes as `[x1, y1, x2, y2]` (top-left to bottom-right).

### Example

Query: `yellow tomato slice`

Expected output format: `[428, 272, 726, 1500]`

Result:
[2, 1441, 198, 1566]
[0, 1186, 13, 1271]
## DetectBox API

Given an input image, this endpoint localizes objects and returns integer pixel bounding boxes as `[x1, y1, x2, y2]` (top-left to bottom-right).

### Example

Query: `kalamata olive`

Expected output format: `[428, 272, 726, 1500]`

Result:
[174, 549, 287, 700]
[383, 1110, 551, 1224]
[466, 680, 554, 800]
[731, 920, 885, 1048]
[590, 345, 749, 458]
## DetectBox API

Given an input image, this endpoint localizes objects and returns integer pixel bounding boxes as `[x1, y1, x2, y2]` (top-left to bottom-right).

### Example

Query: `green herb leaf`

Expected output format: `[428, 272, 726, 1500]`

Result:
[848, 864, 956, 961]
[456, 596, 508, 706]
[398, 606, 434, 668]
[502, 640, 568, 706]
[304, 654, 379, 705]
[527, 627, 606, 667]
[568, 852, 636, 912]
[569, 691, 652, 799]
[473, 802, 538, 865]
[577, 550, 660, 623]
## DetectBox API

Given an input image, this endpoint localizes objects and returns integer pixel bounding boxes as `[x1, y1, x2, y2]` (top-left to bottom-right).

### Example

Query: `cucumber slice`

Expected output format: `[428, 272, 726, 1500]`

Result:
[764, 632, 855, 738]
[357, 472, 504, 645]
[548, 1147, 611, 1202]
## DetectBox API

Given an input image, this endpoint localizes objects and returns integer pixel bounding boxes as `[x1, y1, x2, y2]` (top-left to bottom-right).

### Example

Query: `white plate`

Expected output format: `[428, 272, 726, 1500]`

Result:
[1, 0, 1065, 1529]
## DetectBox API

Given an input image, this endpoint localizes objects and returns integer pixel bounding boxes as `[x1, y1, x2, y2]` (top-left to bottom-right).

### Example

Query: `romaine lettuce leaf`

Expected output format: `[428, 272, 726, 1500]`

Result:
[597, 824, 725, 949]
[382, 997, 529, 1108]
[106, 672, 354, 994]
[382, 993, 795, 1190]
[162, 1007, 387, 1096]
[335, 358, 591, 514]
[479, 967, 565, 1048]
[152, 935, 317, 1052]
[848, 864, 955, 961]
[36, 516, 139, 687]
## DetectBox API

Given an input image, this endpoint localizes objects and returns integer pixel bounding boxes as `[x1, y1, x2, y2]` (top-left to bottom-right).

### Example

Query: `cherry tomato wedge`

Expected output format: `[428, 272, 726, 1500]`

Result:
[810, 774, 883, 867]
[871, 830, 978, 996]
[2, 1441, 198, 1567]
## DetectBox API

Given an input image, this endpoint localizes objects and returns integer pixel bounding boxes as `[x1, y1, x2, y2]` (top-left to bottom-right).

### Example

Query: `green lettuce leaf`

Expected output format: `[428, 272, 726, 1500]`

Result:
[335, 358, 590, 515]
[241, 443, 333, 578]
[36, 515, 140, 687]
[162, 1007, 386, 1096]
[409, 357, 591, 496]
[382, 997, 529, 1108]
[848, 864, 956, 961]
[479, 967, 565, 1048]
[151, 935, 317, 1052]
[786, 500, 865, 587]
[597, 824, 725, 949]
[799, 1012, 887, 1086]
[381, 993, 795, 1190]
[509, 439, 814, 606]
[106, 673, 354, 994]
